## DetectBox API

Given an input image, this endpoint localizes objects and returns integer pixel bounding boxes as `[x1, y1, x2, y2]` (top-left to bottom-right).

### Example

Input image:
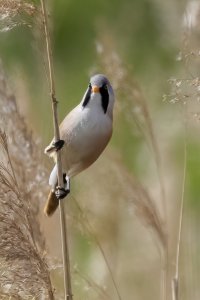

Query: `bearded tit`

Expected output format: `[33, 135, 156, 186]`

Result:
[44, 74, 115, 216]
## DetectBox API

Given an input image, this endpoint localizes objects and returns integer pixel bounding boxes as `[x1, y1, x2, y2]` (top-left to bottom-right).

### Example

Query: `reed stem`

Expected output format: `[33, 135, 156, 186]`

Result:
[172, 107, 187, 300]
[40, 1, 73, 299]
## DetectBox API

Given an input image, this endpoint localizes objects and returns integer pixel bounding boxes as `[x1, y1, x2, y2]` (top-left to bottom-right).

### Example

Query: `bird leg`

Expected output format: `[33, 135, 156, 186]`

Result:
[44, 139, 65, 155]
[55, 187, 69, 199]
[55, 174, 70, 200]
[64, 175, 70, 191]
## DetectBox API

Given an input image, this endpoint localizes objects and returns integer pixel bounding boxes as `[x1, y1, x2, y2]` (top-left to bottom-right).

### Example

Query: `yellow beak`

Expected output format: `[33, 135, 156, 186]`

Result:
[92, 85, 100, 93]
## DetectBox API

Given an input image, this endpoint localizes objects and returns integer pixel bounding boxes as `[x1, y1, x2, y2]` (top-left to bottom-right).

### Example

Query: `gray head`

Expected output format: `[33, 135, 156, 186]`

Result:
[82, 74, 114, 117]
[90, 74, 110, 87]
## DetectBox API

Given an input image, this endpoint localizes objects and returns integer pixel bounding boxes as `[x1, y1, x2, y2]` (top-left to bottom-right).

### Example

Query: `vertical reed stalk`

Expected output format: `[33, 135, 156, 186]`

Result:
[172, 106, 187, 300]
[72, 196, 122, 300]
[40, 1, 73, 299]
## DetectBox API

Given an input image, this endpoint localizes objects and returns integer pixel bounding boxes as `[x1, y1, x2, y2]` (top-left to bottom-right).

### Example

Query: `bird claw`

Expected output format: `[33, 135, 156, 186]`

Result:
[55, 186, 70, 200]
[53, 139, 65, 151]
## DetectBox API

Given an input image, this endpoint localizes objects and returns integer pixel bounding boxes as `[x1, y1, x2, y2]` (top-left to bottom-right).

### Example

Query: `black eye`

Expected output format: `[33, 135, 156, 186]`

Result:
[103, 84, 108, 90]
[88, 83, 92, 88]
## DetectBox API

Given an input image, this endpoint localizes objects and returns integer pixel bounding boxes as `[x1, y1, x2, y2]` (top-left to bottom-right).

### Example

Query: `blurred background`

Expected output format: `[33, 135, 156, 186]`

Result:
[1, 0, 200, 299]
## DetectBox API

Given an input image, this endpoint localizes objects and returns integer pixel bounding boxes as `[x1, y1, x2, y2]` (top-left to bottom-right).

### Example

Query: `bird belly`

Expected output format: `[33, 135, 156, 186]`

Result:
[61, 112, 112, 177]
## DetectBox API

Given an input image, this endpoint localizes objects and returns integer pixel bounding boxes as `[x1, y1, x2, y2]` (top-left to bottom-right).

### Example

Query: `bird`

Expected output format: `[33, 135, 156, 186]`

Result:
[44, 74, 115, 216]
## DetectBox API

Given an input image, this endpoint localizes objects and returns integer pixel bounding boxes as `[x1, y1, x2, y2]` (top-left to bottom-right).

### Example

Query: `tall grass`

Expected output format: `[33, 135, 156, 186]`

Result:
[0, 66, 54, 299]
[95, 34, 168, 300]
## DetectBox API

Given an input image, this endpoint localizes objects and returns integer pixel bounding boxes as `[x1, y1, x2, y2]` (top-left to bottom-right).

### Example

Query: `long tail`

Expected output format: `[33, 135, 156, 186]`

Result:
[44, 190, 59, 217]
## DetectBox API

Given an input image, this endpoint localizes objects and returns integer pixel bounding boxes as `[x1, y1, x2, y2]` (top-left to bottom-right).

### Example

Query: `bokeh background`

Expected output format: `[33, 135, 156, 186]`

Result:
[1, 0, 200, 299]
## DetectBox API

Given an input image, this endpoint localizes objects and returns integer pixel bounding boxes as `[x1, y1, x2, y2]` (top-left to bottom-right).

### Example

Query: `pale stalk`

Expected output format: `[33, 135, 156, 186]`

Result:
[40, 1, 73, 299]
[172, 107, 187, 300]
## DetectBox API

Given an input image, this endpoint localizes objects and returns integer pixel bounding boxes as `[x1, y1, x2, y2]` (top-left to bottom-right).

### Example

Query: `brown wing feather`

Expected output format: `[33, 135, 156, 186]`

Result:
[44, 190, 59, 217]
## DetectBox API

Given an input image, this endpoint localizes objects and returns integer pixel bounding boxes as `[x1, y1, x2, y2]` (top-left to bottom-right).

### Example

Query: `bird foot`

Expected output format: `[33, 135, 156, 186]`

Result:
[53, 139, 65, 151]
[55, 186, 70, 200]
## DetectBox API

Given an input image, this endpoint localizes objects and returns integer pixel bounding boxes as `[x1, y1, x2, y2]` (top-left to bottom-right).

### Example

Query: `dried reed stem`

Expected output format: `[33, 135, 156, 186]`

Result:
[73, 197, 122, 300]
[40, 1, 73, 299]
[74, 268, 111, 300]
[172, 108, 187, 300]
[134, 79, 168, 300]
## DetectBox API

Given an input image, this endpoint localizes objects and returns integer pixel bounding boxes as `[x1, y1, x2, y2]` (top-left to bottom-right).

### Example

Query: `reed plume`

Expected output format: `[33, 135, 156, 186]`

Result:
[95, 35, 168, 300]
[0, 0, 36, 32]
[0, 66, 54, 299]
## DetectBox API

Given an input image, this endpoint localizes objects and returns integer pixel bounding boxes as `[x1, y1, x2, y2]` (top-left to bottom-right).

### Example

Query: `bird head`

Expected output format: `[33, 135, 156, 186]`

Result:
[81, 74, 115, 118]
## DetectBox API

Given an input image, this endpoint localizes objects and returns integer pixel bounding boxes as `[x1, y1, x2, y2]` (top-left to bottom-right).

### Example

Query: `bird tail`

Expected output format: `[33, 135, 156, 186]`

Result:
[44, 190, 59, 217]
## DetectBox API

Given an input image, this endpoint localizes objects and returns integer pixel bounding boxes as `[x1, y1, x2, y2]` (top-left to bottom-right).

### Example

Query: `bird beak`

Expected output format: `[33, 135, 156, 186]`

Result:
[92, 85, 100, 93]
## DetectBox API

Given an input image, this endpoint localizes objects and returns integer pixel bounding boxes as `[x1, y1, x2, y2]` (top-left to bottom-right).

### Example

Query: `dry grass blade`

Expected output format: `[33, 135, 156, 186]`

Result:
[172, 107, 187, 300]
[74, 267, 111, 300]
[0, 66, 54, 299]
[0, 130, 7, 149]
[109, 152, 166, 250]
[71, 195, 122, 300]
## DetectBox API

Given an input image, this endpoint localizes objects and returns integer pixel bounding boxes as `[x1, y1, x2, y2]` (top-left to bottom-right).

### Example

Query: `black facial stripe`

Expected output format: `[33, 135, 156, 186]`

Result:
[82, 86, 92, 108]
[100, 86, 109, 113]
